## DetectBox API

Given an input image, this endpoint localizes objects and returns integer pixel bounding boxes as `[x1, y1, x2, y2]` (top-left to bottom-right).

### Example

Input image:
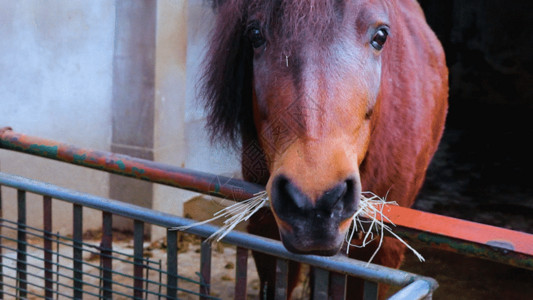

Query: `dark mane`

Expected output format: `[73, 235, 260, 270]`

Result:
[201, 0, 340, 146]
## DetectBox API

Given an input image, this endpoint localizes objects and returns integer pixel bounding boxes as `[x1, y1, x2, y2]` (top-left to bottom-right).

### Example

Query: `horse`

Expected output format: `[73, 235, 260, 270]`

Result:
[201, 0, 448, 298]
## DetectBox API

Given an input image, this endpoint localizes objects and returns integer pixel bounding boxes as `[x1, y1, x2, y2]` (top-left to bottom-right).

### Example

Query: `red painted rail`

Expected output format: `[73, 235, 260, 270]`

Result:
[387, 205, 531, 257]
[1, 127, 532, 270]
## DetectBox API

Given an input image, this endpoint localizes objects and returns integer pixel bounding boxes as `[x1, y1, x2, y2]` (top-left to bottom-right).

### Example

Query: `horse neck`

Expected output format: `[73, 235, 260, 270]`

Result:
[361, 0, 448, 207]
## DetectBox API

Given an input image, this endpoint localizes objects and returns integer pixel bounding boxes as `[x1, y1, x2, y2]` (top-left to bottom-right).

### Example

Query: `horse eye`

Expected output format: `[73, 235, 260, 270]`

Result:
[371, 27, 389, 51]
[247, 24, 266, 48]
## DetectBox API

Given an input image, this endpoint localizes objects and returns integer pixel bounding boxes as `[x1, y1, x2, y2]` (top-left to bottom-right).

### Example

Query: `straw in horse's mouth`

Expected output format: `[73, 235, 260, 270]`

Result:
[345, 191, 425, 264]
[173, 192, 269, 243]
[172, 191, 424, 264]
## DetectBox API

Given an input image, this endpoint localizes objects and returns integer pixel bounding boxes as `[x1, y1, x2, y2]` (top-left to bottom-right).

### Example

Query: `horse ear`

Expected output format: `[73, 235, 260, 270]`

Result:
[202, 5, 255, 147]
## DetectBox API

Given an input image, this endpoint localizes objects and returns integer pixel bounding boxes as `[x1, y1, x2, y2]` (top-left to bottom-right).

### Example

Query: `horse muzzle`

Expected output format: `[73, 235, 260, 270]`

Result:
[269, 174, 361, 256]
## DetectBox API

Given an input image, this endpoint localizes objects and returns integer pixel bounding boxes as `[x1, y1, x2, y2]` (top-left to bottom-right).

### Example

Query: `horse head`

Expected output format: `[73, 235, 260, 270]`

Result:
[202, 0, 447, 256]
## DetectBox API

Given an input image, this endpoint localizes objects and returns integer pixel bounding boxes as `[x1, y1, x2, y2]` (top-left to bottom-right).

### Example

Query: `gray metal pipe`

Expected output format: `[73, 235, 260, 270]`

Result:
[0, 171, 437, 297]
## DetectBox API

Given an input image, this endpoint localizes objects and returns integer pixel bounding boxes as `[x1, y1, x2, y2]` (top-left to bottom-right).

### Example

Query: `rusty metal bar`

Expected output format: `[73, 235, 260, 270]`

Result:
[329, 272, 346, 300]
[73, 204, 84, 299]
[0, 128, 262, 201]
[43, 195, 54, 299]
[312, 267, 329, 300]
[55, 230, 61, 297]
[101, 211, 113, 299]
[363, 280, 378, 300]
[234, 247, 248, 300]
[1, 128, 532, 270]
[199, 240, 212, 300]
[16, 189, 27, 298]
[274, 258, 289, 299]
[166, 229, 178, 299]
[0, 185, 3, 298]
[133, 220, 144, 299]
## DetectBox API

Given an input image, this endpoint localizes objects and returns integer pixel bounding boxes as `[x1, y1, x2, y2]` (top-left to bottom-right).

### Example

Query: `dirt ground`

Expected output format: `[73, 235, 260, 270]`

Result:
[5, 226, 530, 300]
[141, 235, 533, 300]
[182, 237, 533, 300]
[391, 246, 533, 300]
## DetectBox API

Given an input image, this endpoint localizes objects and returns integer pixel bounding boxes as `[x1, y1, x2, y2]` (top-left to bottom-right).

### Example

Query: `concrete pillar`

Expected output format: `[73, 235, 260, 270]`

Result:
[110, 0, 157, 231]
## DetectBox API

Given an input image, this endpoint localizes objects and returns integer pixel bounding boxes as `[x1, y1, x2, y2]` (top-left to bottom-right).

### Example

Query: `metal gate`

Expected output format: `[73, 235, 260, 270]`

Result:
[0, 128, 438, 299]
[0, 172, 436, 299]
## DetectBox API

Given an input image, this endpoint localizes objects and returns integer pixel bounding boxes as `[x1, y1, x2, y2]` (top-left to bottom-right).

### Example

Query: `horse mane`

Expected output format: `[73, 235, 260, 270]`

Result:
[201, 0, 340, 147]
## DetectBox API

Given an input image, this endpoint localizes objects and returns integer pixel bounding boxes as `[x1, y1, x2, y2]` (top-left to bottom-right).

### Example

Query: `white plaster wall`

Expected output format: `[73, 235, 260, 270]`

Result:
[152, 0, 195, 240]
[0, 1, 115, 234]
[151, 0, 241, 241]
[0, 0, 242, 241]
[184, 0, 241, 178]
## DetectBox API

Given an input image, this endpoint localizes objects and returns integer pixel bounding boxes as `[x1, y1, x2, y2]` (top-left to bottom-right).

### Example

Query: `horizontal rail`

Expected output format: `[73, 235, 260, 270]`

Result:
[1, 128, 532, 270]
[387, 206, 533, 270]
[387, 280, 432, 300]
[0, 171, 437, 294]
[0, 128, 262, 201]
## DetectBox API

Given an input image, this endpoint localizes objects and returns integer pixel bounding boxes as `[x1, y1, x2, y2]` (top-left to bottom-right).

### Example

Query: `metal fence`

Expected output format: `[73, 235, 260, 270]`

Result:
[0, 171, 437, 299]
[2, 128, 533, 299]
[1, 129, 531, 271]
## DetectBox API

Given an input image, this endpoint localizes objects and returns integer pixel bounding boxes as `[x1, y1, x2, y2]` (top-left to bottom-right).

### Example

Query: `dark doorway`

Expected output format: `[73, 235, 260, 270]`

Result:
[416, 0, 533, 232]
[400, 2, 533, 299]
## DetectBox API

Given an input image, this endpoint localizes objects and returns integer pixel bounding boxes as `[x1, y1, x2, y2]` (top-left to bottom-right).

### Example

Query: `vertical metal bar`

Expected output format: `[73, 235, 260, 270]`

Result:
[234, 247, 248, 300]
[274, 258, 288, 300]
[363, 280, 379, 300]
[73, 204, 83, 299]
[55, 232, 60, 300]
[43, 195, 53, 299]
[166, 230, 178, 299]
[329, 272, 347, 300]
[157, 259, 163, 299]
[145, 257, 151, 299]
[0, 185, 3, 299]
[199, 240, 211, 300]
[133, 220, 145, 299]
[16, 189, 27, 298]
[101, 211, 113, 299]
[312, 268, 329, 300]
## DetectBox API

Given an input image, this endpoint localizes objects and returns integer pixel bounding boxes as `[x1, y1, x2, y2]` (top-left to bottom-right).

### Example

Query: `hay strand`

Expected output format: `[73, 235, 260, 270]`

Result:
[346, 191, 425, 264]
[171, 192, 268, 242]
[173, 190, 423, 263]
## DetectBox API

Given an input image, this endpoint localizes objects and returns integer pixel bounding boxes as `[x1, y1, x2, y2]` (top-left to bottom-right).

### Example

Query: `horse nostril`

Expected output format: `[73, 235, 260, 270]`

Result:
[271, 175, 311, 217]
[322, 181, 348, 209]
[317, 179, 357, 217]
[271, 175, 359, 222]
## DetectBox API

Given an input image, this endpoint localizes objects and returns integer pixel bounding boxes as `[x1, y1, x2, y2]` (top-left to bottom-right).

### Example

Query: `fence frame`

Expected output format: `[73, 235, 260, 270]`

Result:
[1, 128, 531, 270]
[1, 127, 533, 298]
[0, 171, 436, 299]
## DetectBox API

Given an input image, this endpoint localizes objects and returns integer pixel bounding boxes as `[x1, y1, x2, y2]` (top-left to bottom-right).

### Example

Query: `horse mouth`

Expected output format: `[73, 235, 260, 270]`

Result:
[269, 174, 360, 256]
[279, 232, 345, 256]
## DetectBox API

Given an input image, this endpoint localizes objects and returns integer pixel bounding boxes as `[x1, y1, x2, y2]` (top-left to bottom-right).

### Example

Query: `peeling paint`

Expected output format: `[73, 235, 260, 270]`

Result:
[115, 160, 126, 171]
[73, 153, 87, 164]
[29, 144, 59, 157]
[132, 167, 145, 175]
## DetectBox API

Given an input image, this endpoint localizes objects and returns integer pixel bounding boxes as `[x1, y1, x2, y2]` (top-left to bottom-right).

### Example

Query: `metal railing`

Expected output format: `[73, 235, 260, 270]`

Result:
[0, 172, 437, 299]
[1, 128, 531, 271]
[1, 127, 532, 298]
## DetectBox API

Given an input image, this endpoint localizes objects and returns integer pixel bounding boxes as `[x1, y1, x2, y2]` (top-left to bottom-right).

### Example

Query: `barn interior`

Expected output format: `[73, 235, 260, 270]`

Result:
[418, 0, 532, 233]
[395, 1, 533, 298]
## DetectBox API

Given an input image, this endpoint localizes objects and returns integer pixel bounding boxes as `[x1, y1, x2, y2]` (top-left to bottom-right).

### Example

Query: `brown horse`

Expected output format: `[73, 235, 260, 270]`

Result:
[202, 0, 448, 298]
